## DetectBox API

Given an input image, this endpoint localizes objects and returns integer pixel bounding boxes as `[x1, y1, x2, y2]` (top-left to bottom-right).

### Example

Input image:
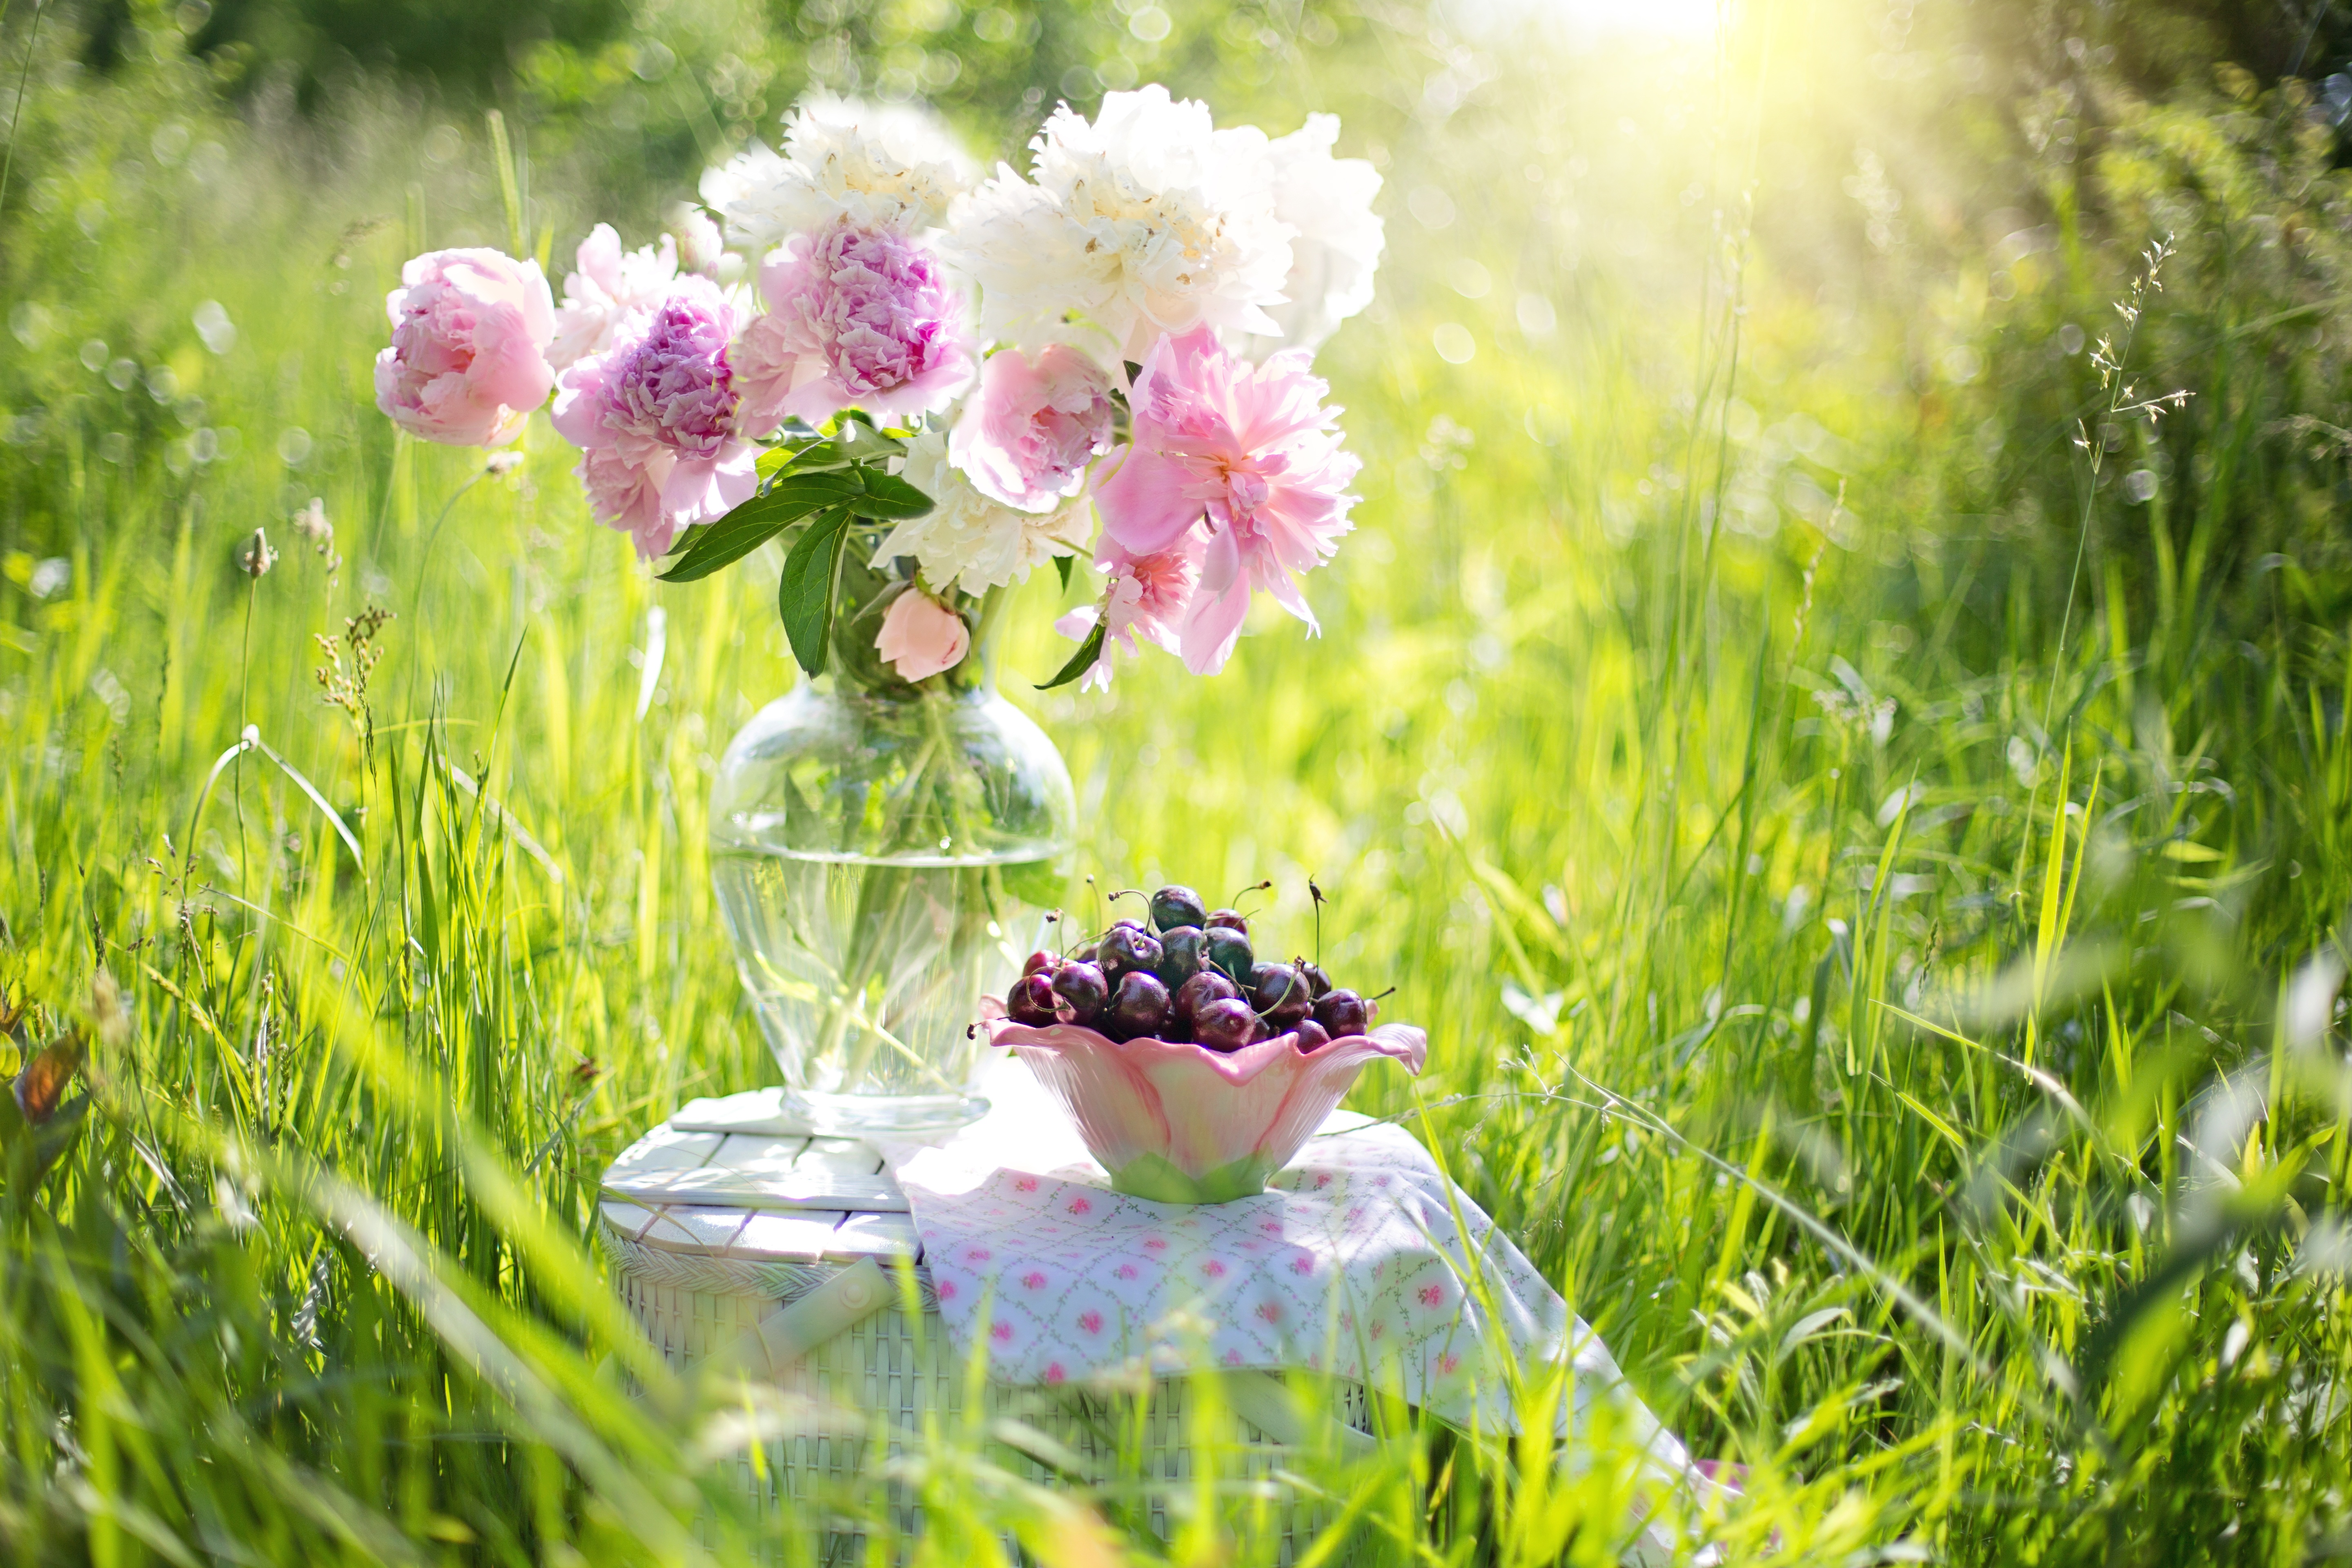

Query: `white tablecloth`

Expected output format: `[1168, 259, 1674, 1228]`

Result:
[877, 1060, 1706, 1505]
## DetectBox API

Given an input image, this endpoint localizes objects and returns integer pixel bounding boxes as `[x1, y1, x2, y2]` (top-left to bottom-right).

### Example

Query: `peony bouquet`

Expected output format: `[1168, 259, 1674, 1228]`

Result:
[373, 87, 1384, 693]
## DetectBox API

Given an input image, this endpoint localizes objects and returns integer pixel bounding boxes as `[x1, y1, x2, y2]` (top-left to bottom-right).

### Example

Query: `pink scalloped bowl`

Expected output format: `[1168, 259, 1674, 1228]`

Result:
[987, 1017, 1428, 1204]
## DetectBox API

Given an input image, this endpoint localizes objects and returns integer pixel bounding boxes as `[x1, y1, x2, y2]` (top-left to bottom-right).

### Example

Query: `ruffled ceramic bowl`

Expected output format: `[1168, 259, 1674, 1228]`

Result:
[989, 1018, 1428, 1204]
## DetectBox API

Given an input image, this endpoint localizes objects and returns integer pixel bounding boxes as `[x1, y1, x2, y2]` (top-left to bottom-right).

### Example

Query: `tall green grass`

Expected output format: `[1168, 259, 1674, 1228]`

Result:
[2, 2, 2349, 1563]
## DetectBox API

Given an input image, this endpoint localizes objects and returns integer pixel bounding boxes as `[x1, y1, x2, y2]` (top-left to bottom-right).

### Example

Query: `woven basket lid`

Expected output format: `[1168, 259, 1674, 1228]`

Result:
[599, 1089, 920, 1265]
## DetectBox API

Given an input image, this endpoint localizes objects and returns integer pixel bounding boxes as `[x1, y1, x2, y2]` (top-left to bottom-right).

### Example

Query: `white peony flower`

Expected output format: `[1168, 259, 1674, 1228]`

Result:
[549, 224, 679, 371]
[947, 85, 1294, 361]
[699, 96, 976, 252]
[1262, 115, 1385, 354]
[879, 430, 1091, 594]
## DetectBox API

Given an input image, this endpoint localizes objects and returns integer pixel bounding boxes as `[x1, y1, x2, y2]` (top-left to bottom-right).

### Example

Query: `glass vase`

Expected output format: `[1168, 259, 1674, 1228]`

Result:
[708, 601, 1074, 1133]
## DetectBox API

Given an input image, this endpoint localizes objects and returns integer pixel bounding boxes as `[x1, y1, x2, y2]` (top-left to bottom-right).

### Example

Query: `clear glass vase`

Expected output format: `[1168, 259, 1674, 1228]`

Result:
[709, 604, 1074, 1132]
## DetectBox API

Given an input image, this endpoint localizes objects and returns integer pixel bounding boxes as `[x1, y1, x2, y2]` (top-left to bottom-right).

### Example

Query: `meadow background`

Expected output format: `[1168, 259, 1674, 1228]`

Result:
[3, 0, 2351, 1561]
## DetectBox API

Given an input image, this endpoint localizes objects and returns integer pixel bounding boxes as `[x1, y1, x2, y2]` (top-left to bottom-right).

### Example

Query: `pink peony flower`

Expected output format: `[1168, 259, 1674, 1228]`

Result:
[735, 220, 973, 433]
[1094, 326, 1361, 675]
[374, 248, 557, 448]
[1052, 536, 1201, 693]
[990, 1016, 1427, 1205]
[874, 589, 971, 682]
[549, 224, 678, 371]
[950, 344, 1116, 511]
[551, 277, 757, 558]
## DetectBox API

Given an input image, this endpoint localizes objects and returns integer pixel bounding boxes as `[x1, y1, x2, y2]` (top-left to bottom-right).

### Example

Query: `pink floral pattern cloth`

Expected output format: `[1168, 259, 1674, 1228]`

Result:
[880, 1066, 1693, 1463]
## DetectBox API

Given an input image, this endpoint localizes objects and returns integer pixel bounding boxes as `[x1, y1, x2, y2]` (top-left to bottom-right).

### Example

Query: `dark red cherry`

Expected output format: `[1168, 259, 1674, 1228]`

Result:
[1155, 926, 1206, 988]
[1007, 973, 1060, 1027]
[1097, 923, 1163, 980]
[1291, 1018, 1331, 1052]
[1021, 950, 1062, 978]
[1192, 998, 1259, 1053]
[1203, 926, 1254, 984]
[1105, 971, 1172, 1040]
[1052, 962, 1109, 1026]
[1149, 884, 1209, 933]
[1312, 989, 1374, 1039]
[1173, 969, 1242, 1030]
[1251, 961, 1312, 1029]
[1205, 908, 1249, 934]
[1298, 961, 1333, 999]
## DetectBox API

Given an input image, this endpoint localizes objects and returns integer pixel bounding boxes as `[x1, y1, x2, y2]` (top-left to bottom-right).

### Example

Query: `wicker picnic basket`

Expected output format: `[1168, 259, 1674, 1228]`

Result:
[598, 1102, 1376, 1562]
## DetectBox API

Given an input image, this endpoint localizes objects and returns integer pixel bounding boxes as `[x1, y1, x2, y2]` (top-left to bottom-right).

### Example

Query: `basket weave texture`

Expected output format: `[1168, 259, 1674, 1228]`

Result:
[602, 1218, 1374, 1563]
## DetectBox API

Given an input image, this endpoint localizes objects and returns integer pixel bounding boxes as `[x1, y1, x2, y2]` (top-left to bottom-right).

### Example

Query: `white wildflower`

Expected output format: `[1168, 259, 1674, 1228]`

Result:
[947, 85, 1294, 361]
[700, 96, 975, 252]
[236, 527, 276, 579]
[549, 224, 678, 371]
[290, 497, 331, 547]
[1262, 115, 1384, 354]
[879, 430, 1091, 594]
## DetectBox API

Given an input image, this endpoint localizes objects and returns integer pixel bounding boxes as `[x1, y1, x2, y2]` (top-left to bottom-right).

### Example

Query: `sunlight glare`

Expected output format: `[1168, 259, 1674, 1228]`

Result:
[1486, 0, 1731, 40]
[1542, 0, 1722, 39]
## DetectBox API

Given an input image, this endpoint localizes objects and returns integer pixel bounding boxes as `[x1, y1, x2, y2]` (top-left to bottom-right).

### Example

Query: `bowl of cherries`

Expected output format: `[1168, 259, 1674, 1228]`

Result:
[986, 884, 1425, 1204]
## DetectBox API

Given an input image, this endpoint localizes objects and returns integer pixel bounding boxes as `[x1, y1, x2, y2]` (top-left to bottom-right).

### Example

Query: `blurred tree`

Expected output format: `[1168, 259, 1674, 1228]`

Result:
[72, 0, 630, 94]
[1969, 0, 2352, 104]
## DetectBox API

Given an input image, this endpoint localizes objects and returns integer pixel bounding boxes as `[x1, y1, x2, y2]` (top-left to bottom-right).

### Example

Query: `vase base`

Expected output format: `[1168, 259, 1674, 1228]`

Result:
[784, 1089, 991, 1135]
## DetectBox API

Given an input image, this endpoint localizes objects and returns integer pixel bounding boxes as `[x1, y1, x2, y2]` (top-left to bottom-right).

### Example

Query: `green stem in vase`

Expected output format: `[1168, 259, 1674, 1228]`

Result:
[799, 571, 1015, 1097]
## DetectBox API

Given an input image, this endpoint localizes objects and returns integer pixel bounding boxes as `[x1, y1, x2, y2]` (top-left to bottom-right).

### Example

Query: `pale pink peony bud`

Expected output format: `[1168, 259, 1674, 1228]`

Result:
[873, 589, 971, 682]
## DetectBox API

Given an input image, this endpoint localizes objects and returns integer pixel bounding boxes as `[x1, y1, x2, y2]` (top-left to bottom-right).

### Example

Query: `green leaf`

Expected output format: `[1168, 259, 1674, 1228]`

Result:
[1035, 621, 1106, 691]
[1055, 554, 1076, 592]
[779, 505, 855, 677]
[849, 468, 936, 520]
[768, 441, 843, 476]
[657, 474, 863, 582]
[768, 470, 867, 507]
[831, 419, 904, 465]
[755, 444, 806, 481]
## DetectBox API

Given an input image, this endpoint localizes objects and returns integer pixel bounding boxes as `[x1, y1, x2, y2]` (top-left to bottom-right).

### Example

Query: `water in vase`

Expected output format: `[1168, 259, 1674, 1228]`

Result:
[712, 846, 1057, 1130]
